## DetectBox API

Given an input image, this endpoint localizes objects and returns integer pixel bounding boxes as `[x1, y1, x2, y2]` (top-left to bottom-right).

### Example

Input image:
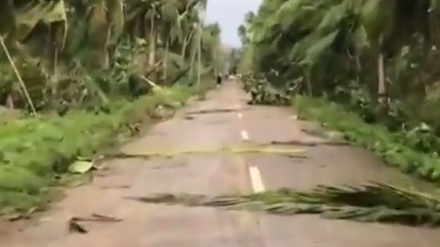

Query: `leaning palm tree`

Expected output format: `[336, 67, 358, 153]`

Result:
[0, 0, 223, 111]
[242, 0, 436, 100]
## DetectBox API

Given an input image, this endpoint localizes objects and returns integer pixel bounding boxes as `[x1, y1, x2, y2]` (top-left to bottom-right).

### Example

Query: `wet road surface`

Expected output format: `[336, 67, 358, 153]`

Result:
[2, 81, 440, 246]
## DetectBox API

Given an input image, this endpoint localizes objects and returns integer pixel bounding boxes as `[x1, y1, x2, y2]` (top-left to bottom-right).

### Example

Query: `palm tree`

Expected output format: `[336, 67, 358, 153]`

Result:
[0, 0, 223, 111]
[241, 0, 436, 99]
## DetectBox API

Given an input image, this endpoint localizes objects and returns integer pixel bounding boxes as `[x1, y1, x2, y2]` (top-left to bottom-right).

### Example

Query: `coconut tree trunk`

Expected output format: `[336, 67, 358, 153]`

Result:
[163, 38, 169, 81]
[181, 36, 188, 59]
[189, 41, 197, 79]
[148, 16, 156, 67]
[181, 32, 194, 59]
[375, 33, 389, 119]
[87, 2, 111, 69]
[377, 52, 386, 104]
[47, 24, 57, 74]
[5, 91, 14, 109]
[100, 24, 111, 69]
[374, 51, 390, 120]
[47, 22, 61, 76]
[376, 32, 388, 106]
[304, 68, 312, 96]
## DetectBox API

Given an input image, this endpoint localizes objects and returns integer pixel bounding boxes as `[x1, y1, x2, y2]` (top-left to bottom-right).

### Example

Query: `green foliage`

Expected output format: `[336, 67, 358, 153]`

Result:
[237, 0, 440, 111]
[0, 84, 204, 218]
[240, 72, 293, 105]
[236, 0, 440, 189]
[293, 96, 440, 182]
[0, 0, 223, 112]
[0, 0, 221, 218]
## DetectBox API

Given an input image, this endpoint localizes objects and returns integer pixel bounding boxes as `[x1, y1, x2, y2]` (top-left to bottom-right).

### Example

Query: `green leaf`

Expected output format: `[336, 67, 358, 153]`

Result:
[68, 160, 94, 174]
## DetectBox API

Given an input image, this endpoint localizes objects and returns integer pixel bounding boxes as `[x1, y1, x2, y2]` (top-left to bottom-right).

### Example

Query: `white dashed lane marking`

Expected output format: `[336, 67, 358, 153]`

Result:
[249, 166, 265, 192]
[235, 110, 264, 193]
[241, 130, 249, 140]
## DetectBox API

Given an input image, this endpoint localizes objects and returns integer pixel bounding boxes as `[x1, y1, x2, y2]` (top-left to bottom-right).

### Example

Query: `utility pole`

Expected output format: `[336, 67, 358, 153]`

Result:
[196, 0, 207, 88]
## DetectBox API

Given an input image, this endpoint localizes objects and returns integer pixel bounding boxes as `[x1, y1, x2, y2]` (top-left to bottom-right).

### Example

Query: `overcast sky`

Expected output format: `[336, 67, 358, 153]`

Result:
[205, 0, 262, 47]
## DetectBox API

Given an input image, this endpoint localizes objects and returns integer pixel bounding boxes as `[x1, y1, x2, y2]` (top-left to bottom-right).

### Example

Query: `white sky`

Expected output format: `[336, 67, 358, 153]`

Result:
[205, 0, 262, 47]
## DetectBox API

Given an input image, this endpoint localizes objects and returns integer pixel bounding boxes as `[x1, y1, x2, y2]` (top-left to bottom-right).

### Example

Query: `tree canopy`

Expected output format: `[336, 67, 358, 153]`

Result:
[237, 0, 440, 129]
[0, 0, 224, 112]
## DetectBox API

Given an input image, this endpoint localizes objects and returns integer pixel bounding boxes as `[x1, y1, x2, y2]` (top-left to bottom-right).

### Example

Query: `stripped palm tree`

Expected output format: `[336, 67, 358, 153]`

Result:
[0, 0, 223, 111]
[241, 0, 436, 99]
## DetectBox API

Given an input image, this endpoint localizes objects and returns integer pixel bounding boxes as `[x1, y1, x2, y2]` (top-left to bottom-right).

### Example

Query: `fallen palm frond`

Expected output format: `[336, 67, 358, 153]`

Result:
[127, 182, 440, 227]
[109, 145, 306, 159]
[68, 213, 123, 234]
[185, 108, 243, 115]
[141, 76, 161, 89]
[270, 140, 350, 147]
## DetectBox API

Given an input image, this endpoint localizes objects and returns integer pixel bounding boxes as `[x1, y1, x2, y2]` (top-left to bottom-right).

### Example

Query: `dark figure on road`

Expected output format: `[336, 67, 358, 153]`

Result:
[216, 73, 223, 86]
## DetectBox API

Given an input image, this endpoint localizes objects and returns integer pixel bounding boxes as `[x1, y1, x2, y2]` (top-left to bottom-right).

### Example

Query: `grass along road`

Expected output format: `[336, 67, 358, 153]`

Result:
[2, 81, 440, 247]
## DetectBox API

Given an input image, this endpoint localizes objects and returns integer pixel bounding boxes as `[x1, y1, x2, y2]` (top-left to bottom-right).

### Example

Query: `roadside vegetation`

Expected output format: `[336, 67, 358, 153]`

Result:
[0, 0, 225, 219]
[234, 0, 440, 183]
[182, 0, 440, 227]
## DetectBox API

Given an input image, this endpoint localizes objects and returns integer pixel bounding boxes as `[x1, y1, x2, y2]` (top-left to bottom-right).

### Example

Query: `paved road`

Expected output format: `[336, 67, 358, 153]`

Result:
[3, 81, 440, 247]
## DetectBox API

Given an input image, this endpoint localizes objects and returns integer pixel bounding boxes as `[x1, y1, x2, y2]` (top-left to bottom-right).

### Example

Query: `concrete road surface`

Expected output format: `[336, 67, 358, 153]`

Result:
[2, 81, 440, 247]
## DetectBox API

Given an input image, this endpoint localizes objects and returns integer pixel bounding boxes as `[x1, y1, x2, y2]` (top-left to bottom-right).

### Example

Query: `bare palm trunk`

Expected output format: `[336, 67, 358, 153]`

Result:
[377, 52, 386, 104]
[5, 92, 14, 109]
[377, 33, 387, 106]
[305, 69, 312, 96]
[181, 36, 188, 59]
[47, 24, 57, 75]
[181, 32, 194, 59]
[148, 17, 156, 67]
[189, 41, 197, 79]
[0, 35, 36, 114]
[163, 38, 169, 81]
[100, 25, 111, 69]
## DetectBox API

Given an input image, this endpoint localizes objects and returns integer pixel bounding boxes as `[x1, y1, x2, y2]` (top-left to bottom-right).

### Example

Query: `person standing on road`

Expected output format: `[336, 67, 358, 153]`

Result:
[216, 72, 223, 87]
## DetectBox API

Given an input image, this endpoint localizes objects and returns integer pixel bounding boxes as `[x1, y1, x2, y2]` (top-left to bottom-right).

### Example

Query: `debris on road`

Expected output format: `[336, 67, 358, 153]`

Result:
[102, 145, 306, 160]
[68, 160, 94, 174]
[68, 218, 88, 234]
[126, 182, 440, 227]
[68, 214, 123, 234]
[100, 185, 131, 189]
[186, 108, 243, 115]
[270, 140, 350, 147]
